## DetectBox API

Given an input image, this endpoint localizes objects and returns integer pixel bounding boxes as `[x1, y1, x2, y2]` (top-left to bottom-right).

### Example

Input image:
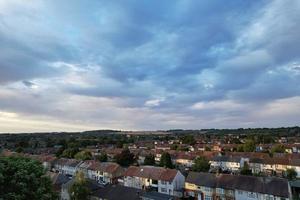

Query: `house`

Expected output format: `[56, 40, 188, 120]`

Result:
[154, 149, 164, 163]
[24, 154, 57, 170]
[210, 156, 247, 172]
[255, 145, 264, 152]
[221, 144, 238, 152]
[194, 144, 209, 152]
[249, 157, 300, 177]
[284, 144, 300, 154]
[185, 172, 216, 200]
[279, 137, 288, 144]
[77, 160, 95, 177]
[212, 145, 222, 152]
[249, 158, 264, 174]
[173, 152, 196, 168]
[39, 155, 57, 170]
[53, 158, 82, 176]
[136, 150, 155, 165]
[185, 172, 291, 200]
[91, 185, 143, 200]
[87, 161, 124, 184]
[47, 172, 70, 197]
[91, 185, 174, 200]
[124, 166, 185, 197]
[155, 144, 171, 151]
[224, 152, 271, 159]
[61, 178, 100, 200]
[105, 148, 124, 161]
[140, 191, 175, 200]
[290, 180, 300, 200]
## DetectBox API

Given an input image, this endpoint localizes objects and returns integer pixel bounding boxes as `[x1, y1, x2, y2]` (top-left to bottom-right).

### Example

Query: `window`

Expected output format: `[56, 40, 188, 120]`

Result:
[216, 188, 224, 194]
[187, 191, 195, 197]
[161, 188, 167, 193]
[204, 195, 212, 200]
[247, 192, 257, 198]
[266, 196, 274, 200]
[204, 187, 212, 192]
[238, 190, 243, 195]
[160, 181, 167, 185]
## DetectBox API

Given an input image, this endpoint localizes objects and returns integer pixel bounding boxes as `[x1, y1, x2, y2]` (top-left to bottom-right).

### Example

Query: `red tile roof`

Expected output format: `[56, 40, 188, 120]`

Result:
[88, 161, 122, 174]
[124, 166, 178, 182]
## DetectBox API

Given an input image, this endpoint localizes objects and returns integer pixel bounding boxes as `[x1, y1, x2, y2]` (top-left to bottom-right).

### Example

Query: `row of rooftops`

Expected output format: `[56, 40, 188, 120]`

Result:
[4, 147, 300, 168]
[249, 157, 300, 166]
[53, 159, 122, 174]
[1, 149, 292, 198]
[4, 151, 123, 175]
[49, 170, 290, 199]
[186, 172, 289, 198]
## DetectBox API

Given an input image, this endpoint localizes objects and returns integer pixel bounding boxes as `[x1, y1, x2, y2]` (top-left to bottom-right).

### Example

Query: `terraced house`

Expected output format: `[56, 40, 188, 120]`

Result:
[185, 172, 291, 200]
[53, 158, 82, 176]
[249, 157, 300, 177]
[76, 160, 124, 184]
[88, 161, 124, 184]
[210, 156, 249, 173]
[124, 166, 185, 197]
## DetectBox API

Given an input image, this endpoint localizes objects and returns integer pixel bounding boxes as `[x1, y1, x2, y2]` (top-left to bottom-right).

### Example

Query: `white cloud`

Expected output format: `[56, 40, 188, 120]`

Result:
[0, 0, 299, 132]
[191, 100, 245, 111]
[144, 98, 165, 107]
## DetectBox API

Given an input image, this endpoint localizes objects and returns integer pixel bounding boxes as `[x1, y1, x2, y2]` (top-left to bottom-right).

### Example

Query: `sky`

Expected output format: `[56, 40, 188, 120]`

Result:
[0, 0, 300, 133]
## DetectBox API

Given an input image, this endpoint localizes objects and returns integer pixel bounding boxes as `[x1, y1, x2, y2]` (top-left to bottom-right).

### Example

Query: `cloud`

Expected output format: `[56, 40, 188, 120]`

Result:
[0, 0, 299, 132]
[145, 98, 165, 107]
[22, 80, 38, 89]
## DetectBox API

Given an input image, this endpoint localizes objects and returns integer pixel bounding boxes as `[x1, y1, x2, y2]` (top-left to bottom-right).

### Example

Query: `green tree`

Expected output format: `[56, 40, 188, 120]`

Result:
[181, 135, 196, 145]
[191, 156, 210, 172]
[243, 139, 255, 152]
[17, 141, 29, 148]
[0, 156, 57, 200]
[285, 168, 297, 180]
[231, 138, 241, 144]
[271, 144, 285, 154]
[178, 146, 189, 151]
[96, 153, 108, 162]
[116, 141, 124, 148]
[62, 148, 80, 158]
[46, 138, 55, 148]
[15, 146, 23, 153]
[170, 144, 178, 150]
[74, 150, 92, 160]
[159, 152, 174, 168]
[115, 149, 135, 167]
[237, 145, 244, 152]
[58, 139, 67, 148]
[240, 162, 252, 175]
[69, 171, 90, 200]
[143, 154, 155, 166]
[55, 147, 65, 157]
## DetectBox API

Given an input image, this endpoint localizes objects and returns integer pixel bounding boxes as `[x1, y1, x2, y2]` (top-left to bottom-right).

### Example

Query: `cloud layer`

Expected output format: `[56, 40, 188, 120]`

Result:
[0, 0, 300, 132]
